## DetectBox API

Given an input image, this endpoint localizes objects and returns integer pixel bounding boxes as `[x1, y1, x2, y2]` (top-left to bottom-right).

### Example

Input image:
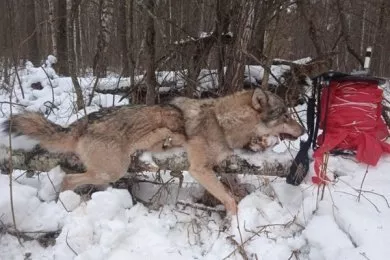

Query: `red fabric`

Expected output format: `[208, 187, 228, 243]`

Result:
[313, 80, 390, 184]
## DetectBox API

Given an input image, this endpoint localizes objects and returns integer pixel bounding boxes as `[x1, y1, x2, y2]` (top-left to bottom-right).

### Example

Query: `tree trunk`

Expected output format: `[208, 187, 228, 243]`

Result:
[297, 0, 323, 57]
[77, 6, 84, 74]
[224, 0, 255, 93]
[371, 0, 389, 76]
[216, 0, 226, 91]
[250, 0, 268, 64]
[57, 0, 69, 76]
[128, 0, 137, 103]
[68, 0, 84, 111]
[48, 0, 57, 56]
[118, 0, 130, 77]
[74, 4, 82, 72]
[335, 0, 364, 68]
[26, 0, 40, 65]
[93, 0, 114, 78]
[1, 0, 11, 86]
[215, 0, 234, 92]
[5, 0, 25, 99]
[359, 1, 366, 58]
[144, 0, 157, 105]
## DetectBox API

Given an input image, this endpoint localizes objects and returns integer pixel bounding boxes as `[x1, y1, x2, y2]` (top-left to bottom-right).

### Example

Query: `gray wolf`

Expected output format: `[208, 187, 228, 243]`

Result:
[3, 88, 304, 215]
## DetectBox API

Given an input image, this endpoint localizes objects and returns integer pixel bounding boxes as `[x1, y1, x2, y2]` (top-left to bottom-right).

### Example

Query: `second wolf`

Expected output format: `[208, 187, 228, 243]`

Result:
[4, 88, 304, 214]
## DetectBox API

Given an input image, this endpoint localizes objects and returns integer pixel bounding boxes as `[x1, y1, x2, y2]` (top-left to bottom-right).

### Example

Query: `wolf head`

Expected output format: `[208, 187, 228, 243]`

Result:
[251, 88, 305, 140]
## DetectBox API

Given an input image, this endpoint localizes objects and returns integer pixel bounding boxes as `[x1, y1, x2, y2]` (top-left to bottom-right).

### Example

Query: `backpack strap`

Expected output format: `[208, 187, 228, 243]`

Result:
[286, 77, 317, 185]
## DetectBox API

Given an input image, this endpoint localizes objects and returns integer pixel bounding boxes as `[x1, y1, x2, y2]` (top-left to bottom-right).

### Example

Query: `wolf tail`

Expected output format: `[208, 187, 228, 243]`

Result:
[2, 112, 77, 152]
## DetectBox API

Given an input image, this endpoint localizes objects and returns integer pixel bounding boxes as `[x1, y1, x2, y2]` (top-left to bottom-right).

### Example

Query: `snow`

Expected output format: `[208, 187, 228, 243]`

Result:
[1, 157, 390, 260]
[95, 64, 292, 97]
[1, 57, 390, 260]
[37, 166, 66, 202]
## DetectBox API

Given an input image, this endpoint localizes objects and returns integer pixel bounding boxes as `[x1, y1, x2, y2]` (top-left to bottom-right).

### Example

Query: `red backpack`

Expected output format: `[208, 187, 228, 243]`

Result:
[287, 72, 390, 185]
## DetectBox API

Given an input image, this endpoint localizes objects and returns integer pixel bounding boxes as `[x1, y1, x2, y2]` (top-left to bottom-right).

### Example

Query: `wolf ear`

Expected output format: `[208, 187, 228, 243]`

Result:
[252, 88, 269, 111]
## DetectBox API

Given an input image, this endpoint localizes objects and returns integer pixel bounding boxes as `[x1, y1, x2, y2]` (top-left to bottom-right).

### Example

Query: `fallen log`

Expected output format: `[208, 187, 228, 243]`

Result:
[0, 145, 297, 211]
[0, 145, 293, 177]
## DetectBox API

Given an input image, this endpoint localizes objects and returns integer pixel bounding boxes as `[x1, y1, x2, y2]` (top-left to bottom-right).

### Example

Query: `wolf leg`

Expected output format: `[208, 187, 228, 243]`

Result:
[186, 138, 237, 215]
[73, 137, 130, 188]
[61, 165, 127, 191]
[189, 167, 237, 214]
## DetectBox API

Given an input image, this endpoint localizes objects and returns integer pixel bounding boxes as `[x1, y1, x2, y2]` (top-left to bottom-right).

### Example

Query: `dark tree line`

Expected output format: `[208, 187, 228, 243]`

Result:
[0, 0, 389, 105]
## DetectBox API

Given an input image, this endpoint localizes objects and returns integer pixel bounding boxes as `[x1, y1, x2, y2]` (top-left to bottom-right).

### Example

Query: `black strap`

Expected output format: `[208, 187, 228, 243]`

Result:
[286, 78, 317, 185]
[312, 76, 322, 150]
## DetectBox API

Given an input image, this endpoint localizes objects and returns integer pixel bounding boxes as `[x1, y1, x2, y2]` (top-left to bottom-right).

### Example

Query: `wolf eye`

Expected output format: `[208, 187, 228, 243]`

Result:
[269, 108, 284, 118]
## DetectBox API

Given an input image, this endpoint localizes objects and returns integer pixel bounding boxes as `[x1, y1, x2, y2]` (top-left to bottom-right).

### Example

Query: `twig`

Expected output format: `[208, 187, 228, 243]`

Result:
[292, 107, 306, 131]
[242, 50, 283, 86]
[176, 200, 225, 213]
[288, 249, 301, 260]
[316, 152, 330, 209]
[134, 179, 171, 185]
[223, 220, 296, 260]
[320, 183, 326, 201]
[361, 194, 380, 213]
[149, 176, 175, 203]
[359, 252, 371, 260]
[222, 230, 259, 259]
[40, 66, 56, 116]
[170, 170, 184, 203]
[226, 236, 249, 260]
[46, 173, 70, 212]
[0, 218, 60, 245]
[358, 190, 390, 208]
[334, 191, 380, 213]
[357, 165, 369, 202]
[334, 190, 358, 198]
[0, 101, 27, 107]
[337, 178, 389, 210]
[7, 78, 23, 247]
[13, 170, 28, 181]
[112, 71, 124, 106]
[0, 219, 33, 242]
[235, 213, 244, 246]
[43, 101, 59, 116]
[65, 231, 78, 256]
[186, 218, 203, 246]
[87, 76, 100, 106]
[326, 185, 339, 215]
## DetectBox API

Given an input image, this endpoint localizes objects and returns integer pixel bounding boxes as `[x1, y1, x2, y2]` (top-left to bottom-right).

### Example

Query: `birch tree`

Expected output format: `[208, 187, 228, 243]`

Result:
[68, 0, 84, 111]
[48, 0, 57, 56]
[93, 0, 114, 77]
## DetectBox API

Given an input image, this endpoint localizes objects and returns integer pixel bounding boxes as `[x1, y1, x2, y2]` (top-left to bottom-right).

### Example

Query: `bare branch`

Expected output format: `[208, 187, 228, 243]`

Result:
[66, 231, 78, 256]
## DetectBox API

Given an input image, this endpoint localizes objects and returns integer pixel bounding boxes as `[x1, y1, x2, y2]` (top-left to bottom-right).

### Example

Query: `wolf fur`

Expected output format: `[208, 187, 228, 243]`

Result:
[3, 89, 304, 215]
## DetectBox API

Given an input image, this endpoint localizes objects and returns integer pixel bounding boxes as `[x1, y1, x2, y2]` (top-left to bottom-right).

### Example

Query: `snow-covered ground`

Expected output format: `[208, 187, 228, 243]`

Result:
[0, 59, 390, 260]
